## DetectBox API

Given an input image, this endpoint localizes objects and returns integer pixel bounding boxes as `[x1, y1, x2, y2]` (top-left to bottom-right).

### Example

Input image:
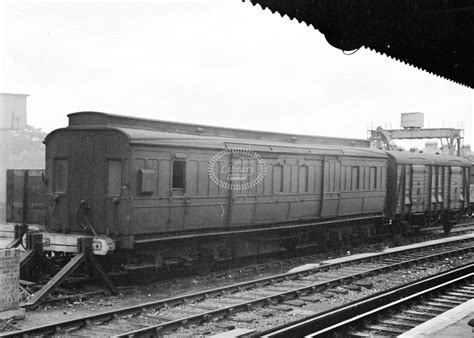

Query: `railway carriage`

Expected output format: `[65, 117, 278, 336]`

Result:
[43, 112, 388, 268]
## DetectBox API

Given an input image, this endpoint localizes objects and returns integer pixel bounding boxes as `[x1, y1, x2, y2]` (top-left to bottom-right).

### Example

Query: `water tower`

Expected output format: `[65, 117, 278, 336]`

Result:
[368, 112, 463, 155]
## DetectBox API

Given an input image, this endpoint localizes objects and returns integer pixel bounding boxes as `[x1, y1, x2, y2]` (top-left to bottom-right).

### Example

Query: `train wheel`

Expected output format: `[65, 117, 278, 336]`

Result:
[442, 217, 453, 235]
[131, 269, 158, 285]
[441, 213, 454, 235]
[194, 250, 216, 275]
[281, 238, 298, 251]
[194, 260, 216, 275]
[443, 223, 452, 235]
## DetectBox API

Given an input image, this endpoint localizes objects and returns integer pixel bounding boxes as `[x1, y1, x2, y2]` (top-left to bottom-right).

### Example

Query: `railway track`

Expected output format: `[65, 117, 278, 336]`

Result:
[263, 263, 474, 337]
[20, 221, 474, 307]
[209, 221, 474, 276]
[3, 234, 474, 337]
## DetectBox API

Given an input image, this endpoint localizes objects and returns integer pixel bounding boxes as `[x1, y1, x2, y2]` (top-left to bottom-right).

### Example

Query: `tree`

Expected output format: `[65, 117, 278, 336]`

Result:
[4, 125, 46, 169]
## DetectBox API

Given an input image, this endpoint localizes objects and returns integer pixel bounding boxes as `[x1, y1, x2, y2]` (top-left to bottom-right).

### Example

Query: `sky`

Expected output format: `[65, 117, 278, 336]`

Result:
[0, 0, 473, 148]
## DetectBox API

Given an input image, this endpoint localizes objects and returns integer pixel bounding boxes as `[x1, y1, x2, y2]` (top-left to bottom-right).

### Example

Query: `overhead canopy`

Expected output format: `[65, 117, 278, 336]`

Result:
[248, 0, 474, 88]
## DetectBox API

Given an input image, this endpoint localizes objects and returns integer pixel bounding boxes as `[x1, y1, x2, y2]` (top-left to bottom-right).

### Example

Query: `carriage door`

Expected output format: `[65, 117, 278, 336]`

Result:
[48, 157, 70, 232]
[105, 159, 124, 236]
[169, 153, 188, 230]
[68, 134, 106, 234]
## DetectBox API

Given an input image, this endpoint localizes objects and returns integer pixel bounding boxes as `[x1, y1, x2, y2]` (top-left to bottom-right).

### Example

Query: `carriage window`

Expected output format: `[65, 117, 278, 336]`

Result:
[298, 165, 308, 192]
[369, 167, 377, 189]
[351, 167, 360, 190]
[107, 160, 122, 196]
[54, 159, 68, 193]
[273, 165, 283, 193]
[172, 161, 186, 189]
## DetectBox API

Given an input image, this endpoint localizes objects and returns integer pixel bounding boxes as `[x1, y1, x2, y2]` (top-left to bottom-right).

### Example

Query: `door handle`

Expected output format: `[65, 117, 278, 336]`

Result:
[184, 195, 191, 214]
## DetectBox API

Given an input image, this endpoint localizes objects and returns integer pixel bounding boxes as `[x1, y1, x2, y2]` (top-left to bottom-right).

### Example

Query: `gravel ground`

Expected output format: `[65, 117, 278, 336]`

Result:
[169, 252, 474, 336]
[2, 242, 473, 336]
[0, 239, 369, 332]
[0, 265, 293, 333]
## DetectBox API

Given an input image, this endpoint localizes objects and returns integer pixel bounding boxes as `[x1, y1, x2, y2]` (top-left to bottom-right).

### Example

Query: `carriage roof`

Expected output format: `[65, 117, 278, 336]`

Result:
[45, 112, 387, 159]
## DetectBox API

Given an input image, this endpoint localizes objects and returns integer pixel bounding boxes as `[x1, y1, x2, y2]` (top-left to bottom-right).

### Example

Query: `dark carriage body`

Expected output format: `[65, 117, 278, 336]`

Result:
[44, 112, 387, 255]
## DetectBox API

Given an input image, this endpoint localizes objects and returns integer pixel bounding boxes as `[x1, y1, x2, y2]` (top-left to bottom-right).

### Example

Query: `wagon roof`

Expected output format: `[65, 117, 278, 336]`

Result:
[386, 150, 471, 166]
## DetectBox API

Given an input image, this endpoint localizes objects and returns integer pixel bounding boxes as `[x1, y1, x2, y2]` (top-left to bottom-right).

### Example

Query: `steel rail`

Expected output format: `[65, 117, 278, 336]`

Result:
[15, 223, 474, 309]
[3, 238, 474, 338]
[261, 263, 474, 337]
[116, 246, 474, 337]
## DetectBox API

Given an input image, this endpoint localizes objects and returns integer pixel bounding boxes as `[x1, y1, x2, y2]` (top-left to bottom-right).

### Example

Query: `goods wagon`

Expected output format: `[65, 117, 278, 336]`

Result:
[6, 169, 46, 224]
[385, 151, 470, 233]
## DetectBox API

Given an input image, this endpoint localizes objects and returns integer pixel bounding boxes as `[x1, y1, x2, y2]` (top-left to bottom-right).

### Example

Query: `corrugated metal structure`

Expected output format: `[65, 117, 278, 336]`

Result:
[246, 1, 474, 88]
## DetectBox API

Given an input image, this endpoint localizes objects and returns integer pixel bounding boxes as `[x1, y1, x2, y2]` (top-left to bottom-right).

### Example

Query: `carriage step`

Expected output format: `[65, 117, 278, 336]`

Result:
[124, 263, 157, 271]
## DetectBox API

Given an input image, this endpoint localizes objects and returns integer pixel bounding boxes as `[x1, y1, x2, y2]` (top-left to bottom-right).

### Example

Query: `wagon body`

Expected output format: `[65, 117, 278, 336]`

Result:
[385, 151, 470, 221]
[6, 169, 46, 224]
